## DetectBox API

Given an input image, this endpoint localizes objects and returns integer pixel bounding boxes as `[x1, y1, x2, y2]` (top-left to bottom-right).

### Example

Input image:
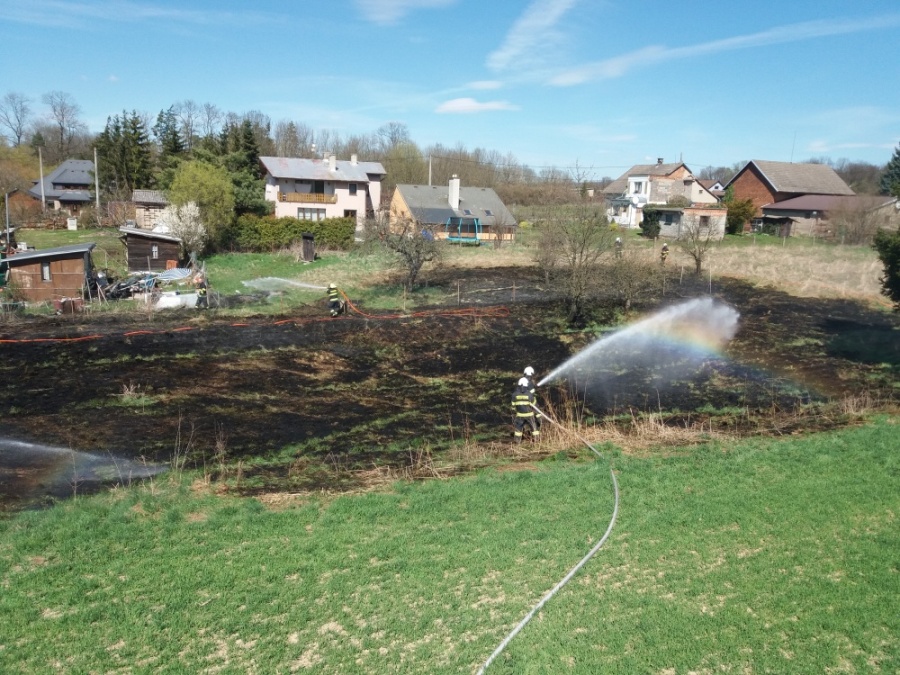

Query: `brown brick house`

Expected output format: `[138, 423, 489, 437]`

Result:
[724, 160, 854, 217]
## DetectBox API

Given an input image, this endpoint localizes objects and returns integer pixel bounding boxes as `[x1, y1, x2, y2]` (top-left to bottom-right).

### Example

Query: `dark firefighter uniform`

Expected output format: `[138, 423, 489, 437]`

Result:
[195, 278, 208, 309]
[328, 285, 341, 316]
[511, 382, 540, 443]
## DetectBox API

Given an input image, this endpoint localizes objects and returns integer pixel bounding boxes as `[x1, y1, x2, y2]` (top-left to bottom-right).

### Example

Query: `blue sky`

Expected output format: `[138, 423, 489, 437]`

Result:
[2, 0, 899, 178]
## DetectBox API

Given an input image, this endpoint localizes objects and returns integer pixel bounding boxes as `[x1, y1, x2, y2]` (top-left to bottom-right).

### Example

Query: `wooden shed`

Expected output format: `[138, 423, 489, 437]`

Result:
[119, 227, 183, 272]
[5, 243, 95, 303]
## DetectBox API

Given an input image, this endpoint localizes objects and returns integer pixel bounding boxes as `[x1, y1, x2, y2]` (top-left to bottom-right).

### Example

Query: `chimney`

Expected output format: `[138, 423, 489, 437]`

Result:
[351, 153, 358, 166]
[448, 175, 460, 210]
[329, 154, 336, 172]
[657, 158, 664, 165]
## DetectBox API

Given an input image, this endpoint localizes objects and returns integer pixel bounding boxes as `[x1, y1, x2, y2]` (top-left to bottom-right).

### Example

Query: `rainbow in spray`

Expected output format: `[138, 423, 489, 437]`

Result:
[538, 298, 740, 409]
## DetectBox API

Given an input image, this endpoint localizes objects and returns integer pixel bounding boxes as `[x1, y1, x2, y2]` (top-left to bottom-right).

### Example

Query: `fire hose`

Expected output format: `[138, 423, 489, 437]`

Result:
[476, 403, 620, 674]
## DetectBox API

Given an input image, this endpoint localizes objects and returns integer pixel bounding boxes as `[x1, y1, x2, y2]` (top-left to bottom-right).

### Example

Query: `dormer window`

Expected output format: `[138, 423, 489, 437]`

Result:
[633, 181, 643, 194]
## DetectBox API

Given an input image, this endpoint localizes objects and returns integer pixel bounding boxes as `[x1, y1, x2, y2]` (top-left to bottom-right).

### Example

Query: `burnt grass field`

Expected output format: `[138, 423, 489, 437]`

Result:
[2, 267, 899, 501]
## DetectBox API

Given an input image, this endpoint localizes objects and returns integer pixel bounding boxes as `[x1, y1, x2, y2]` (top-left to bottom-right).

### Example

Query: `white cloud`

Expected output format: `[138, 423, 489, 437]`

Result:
[487, 0, 579, 72]
[549, 14, 900, 86]
[355, 0, 456, 25]
[435, 98, 518, 114]
[108, 74, 119, 82]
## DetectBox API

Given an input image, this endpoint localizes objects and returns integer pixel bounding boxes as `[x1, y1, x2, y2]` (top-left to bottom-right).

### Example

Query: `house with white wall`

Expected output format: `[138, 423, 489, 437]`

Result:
[259, 155, 386, 235]
[602, 159, 719, 229]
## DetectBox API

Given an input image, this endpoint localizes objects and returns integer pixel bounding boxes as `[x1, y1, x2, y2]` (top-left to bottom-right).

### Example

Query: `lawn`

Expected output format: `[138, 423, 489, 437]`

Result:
[1, 417, 896, 673]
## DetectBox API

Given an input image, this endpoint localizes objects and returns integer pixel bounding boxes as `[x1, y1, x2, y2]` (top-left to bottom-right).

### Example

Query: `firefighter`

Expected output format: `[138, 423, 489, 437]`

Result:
[615, 237, 623, 258]
[522, 365, 537, 396]
[327, 283, 342, 317]
[194, 274, 209, 309]
[660, 242, 669, 264]
[511, 377, 540, 444]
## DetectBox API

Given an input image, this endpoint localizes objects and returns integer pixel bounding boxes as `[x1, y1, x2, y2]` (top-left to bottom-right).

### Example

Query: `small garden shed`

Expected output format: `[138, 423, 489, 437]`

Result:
[119, 227, 183, 272]
[5, 243, 95, 303]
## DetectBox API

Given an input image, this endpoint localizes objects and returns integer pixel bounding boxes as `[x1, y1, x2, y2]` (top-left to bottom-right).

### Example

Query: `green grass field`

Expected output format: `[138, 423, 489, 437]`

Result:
[2, 417, 896, 673]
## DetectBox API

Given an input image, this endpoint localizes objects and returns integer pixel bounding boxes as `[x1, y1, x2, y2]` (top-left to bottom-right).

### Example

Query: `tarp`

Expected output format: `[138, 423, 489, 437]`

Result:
[156, 268, 194, 281]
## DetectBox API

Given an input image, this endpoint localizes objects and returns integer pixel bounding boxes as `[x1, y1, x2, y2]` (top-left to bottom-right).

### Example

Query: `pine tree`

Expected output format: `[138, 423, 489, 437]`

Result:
[880, 142, 900, 196]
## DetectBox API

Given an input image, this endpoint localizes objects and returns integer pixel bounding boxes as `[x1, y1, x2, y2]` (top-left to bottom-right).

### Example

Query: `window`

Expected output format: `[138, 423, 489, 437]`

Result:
[484, 209, 493, 216]
[41, 261, 51, 281]
[699, 216, 710, 228]
[463, 209, 472, 215]
[298, 207, 326, 221]
[344, 210, 357, 219]
[633, 181, 643, 194]
[349, 183, 358, 196]
[151, 244, 159, 260]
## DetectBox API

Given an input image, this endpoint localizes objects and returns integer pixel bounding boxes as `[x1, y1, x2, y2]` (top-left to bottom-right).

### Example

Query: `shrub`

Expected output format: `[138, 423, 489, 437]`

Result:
[873, 228, 900, 310]
[221, 215, 356, 252]
[639, 207, 661, 239]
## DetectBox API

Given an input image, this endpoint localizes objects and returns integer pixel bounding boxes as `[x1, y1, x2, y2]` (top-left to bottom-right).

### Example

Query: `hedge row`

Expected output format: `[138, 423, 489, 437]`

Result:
[220, 215, 357, 252]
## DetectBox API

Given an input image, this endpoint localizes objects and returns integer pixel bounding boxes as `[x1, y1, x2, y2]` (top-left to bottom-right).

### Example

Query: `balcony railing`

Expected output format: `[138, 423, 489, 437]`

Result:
[278, 192, 337, 204]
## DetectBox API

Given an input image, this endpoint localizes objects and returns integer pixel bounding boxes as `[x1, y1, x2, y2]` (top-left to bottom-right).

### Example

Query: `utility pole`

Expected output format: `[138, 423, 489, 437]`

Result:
[94, 147, 100, 211]
[428, 155, 432, 186]
[38, 146, 46, 211]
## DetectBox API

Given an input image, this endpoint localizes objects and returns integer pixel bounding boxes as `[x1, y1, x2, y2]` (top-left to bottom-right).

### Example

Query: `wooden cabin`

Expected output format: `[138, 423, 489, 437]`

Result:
[119, 227, 183, 272]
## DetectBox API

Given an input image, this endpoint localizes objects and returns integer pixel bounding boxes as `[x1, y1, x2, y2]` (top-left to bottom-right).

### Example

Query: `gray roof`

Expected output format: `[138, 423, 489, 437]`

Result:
[395, 184, 516, 227]
[729, 160, 854, 196]
[259, 156, 386, 182]
[132, 189, 168, 205]
[5, 243, 95, 265]
[602, 162, 690, 195]
[28, 159, 94, 203]
[119, 226, 182, 244]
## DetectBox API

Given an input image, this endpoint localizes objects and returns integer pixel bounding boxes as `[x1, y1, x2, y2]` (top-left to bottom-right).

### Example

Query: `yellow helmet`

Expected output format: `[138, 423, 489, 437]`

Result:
[328, 283, 337, 289]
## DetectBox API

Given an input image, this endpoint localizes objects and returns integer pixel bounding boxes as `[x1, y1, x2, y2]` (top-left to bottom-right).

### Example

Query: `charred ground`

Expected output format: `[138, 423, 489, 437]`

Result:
[2, 267, 898, 501]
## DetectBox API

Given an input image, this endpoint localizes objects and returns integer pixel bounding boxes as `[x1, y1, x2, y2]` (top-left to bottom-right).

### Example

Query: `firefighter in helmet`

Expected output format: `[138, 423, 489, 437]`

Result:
[511, 377, 540, 444]
[327, 283, 342, 317]
[660, 242, 669, 264]
[522, 365, 537, 396]
[194, 274, 209, 309]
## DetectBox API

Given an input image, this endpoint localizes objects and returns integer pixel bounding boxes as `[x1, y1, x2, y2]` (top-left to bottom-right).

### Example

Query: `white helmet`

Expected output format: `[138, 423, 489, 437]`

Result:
[524, 366, 534, 377]
[328, 283, 337, 289]
[518, 377, 529, 387]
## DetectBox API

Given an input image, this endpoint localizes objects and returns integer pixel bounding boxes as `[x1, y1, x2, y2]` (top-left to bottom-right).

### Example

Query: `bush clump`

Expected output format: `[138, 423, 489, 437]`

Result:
[221, 215, 357, 252]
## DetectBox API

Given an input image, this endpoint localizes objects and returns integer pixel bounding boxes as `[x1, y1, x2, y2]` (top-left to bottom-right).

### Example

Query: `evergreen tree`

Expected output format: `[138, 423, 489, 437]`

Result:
[153, 106, 184, 158]
[95, 110, 154, 195]
[880, 142, 900, 196]
[873, 229, 900, 310]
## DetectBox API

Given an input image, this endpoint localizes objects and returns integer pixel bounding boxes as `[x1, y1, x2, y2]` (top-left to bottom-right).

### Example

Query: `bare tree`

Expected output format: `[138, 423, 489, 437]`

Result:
[606, 250, 664, 311]
[0, 92, 32, 146]
[41, 90, 86, 159]
[365, 214, 442, 291]
[828, 196, 891, 245]
[273, 120, 318, 157]
[199, 102, 223, 140]
[176, 99, 200, 152]
[376, 121, 410, 154]
[675, 215, 718, 274]
[536, 204, 615, 324]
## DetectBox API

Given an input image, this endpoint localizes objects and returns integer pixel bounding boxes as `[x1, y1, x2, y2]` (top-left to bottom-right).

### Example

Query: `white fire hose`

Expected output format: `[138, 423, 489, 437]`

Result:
[476, 403, 620, 674]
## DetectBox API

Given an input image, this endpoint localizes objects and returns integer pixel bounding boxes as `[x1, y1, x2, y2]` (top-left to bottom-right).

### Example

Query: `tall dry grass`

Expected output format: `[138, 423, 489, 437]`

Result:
[704, 241, 887, 306]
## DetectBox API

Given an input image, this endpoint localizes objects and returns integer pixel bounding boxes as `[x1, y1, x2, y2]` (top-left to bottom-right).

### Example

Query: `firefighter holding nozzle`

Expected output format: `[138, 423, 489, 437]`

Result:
[511, 376, 540, 444]
[327, 283, 343, 317]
